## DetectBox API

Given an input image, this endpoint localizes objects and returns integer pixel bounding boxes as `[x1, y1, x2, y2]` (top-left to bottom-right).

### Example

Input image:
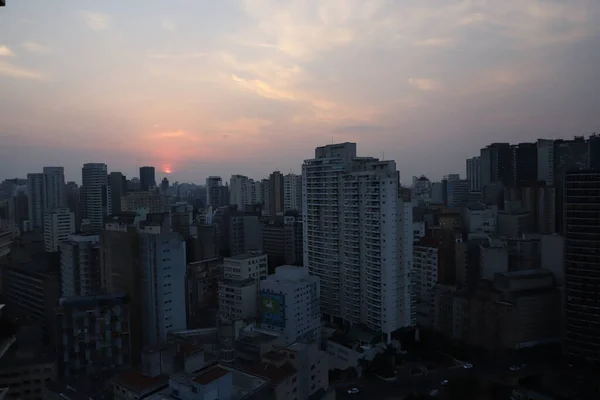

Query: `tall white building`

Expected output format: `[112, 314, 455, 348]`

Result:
[303, 143, 413, 338]
[27, 173, 45, 229]
[537, 139, 555, 186]
[260, 265, 320, 345]
[43, 166, 66, 211]
[81, 163, 111, 231]
[284, 173, 302, 213]
[44, 208, 75, 252]
[230, 174, 249, 211]
[59, 233, 101, 297]
[466, 156, 481, 192]
[139, 231, 187, 345]
[219, 252, 268, 322]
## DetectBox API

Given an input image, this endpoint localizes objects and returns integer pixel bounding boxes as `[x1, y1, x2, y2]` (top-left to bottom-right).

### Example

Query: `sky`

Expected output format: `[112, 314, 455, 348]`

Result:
[1, 0, 599, 185]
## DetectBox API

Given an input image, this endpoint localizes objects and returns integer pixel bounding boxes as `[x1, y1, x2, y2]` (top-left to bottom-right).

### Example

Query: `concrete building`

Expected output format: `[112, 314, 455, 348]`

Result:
[0, 323, 57, 400]
[55, 293, 131, 378]
[186, 258, 220, 329]
[413, 241, 439, 303]
[497, 209, 533, 237]
[140, 231, 188, 345]
[206, 176, 224, 208]
[536, 139, 555, 186]
[145, 363, 271, 400]
[512, 142, 538, 186]
[466, 156, 481, 192]
[463, 204, 497, 238]
[521, 184, 556, 234]
[282, 342, 329, 400]
[43, 208, 75, 252]
[445, 179, 470, 209]
[1, 257, 61, 342]
[230, 174, 249, 211]
[467, 269, 561, 351]
[139, 166, 156, 191]
[480, 237, 509, 279]
[430, 181, 444, 203]
[412, 176, 432, 201]
[81, 163, 111, 231]
[59, 234, 100, 297]
[108, 171, 126, 214]
[262, 214, 303, 272]
[26, 173, 45, 229]
[283, 173, 302, 213]
[171, 202, 194, 238]
[121, 191, 167, 213]
[219, 252, 268, 322]
[303, 143, 413, 336]
[269, 171, 285, 216]
[564, 170, 600, 363]
[43, 167, 66, 212]
[100, 215, 145, 366]
[260, 266, 320, 345]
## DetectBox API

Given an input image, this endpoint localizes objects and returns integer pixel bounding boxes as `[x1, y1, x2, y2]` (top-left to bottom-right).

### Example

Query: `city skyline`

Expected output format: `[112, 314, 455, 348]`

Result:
[1, 1, 600, 183]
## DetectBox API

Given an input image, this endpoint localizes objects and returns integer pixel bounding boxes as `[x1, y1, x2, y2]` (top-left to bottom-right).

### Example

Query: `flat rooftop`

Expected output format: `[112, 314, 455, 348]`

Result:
[226, 252, 264, 261]
[193, 366, 230, 385]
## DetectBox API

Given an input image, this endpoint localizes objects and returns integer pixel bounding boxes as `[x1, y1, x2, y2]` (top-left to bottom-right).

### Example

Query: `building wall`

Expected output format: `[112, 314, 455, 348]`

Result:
[0, 359, 57, 400]
[56, 294, 131, 378]
[59, 234, 100, 297]
[260, 266, 320, 345]
[140, 232, 187, 345]
[43, 208, 75, 252]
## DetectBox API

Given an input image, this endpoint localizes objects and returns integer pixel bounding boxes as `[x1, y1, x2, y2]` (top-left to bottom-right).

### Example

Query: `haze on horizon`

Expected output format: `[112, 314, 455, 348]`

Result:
[1, 0, 599, 184]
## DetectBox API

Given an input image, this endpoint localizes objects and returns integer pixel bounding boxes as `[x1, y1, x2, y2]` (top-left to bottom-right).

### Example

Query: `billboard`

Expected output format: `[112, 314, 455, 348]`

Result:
[260, 292, 285, 328]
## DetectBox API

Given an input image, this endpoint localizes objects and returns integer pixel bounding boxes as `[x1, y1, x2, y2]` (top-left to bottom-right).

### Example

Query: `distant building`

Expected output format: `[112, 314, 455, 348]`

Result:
[108, 171, 126, 214]
[260, 266, 320, 345]
[121, 191, 167, 213]
[206, 176, 224, 208]
[139, 166, 156, 191]
[27, 173, 45, 229]
[466, 156, 481, 192]
[81, 163, 111, 231]
[262, 215, 302, 272]
[269, 171, 284, 216]
[283, 173, 302, 213]
[43, 208, 75, 252]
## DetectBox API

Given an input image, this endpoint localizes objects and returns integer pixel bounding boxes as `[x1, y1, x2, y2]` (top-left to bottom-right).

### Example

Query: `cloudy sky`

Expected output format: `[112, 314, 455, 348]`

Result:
[1, 0, 599, 184]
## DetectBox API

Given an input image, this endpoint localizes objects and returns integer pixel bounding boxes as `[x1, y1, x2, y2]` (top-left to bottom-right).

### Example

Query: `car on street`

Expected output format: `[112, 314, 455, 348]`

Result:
[441, 379, 449, 386]
[348, 388, 360, 395]
[463, 363, 473, 369]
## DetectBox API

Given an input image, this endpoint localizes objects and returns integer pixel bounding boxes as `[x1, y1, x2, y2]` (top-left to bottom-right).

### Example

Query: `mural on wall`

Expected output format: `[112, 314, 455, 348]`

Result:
[261, 292, 285, 328]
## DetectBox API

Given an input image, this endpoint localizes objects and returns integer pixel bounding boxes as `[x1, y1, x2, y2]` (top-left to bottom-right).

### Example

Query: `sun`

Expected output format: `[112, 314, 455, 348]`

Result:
[162, 164, 173, 174]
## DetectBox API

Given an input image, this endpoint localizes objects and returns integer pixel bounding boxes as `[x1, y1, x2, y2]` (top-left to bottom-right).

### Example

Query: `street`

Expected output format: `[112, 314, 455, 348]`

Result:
[335, 360, 544, 399]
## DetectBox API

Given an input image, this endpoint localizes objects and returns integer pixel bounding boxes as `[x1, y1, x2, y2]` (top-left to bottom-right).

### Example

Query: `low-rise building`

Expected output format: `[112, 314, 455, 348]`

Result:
[259, 266, 320, 345]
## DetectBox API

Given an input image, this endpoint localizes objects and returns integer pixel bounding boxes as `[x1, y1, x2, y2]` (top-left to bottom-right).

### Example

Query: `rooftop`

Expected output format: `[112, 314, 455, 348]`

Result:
[226, 251, 265, 261]
[246, 362, 296, 383]
[114, 370, 169, 394]
[192, 366, 230, 385]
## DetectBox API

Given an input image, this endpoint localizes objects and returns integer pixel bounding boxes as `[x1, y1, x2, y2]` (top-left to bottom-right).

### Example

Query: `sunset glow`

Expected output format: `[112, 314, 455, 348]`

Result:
[1, 1, 599, 183]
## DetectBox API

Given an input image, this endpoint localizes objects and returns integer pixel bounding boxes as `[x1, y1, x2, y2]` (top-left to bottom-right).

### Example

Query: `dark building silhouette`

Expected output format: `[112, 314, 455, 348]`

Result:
[108, 171, 126, 214]
[564, 170, 600, 363]
[554, 137, 589, 234]
[269, 171, 284, 216]
[139, 166, 156, 191]
[512, 142, 538, 186]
